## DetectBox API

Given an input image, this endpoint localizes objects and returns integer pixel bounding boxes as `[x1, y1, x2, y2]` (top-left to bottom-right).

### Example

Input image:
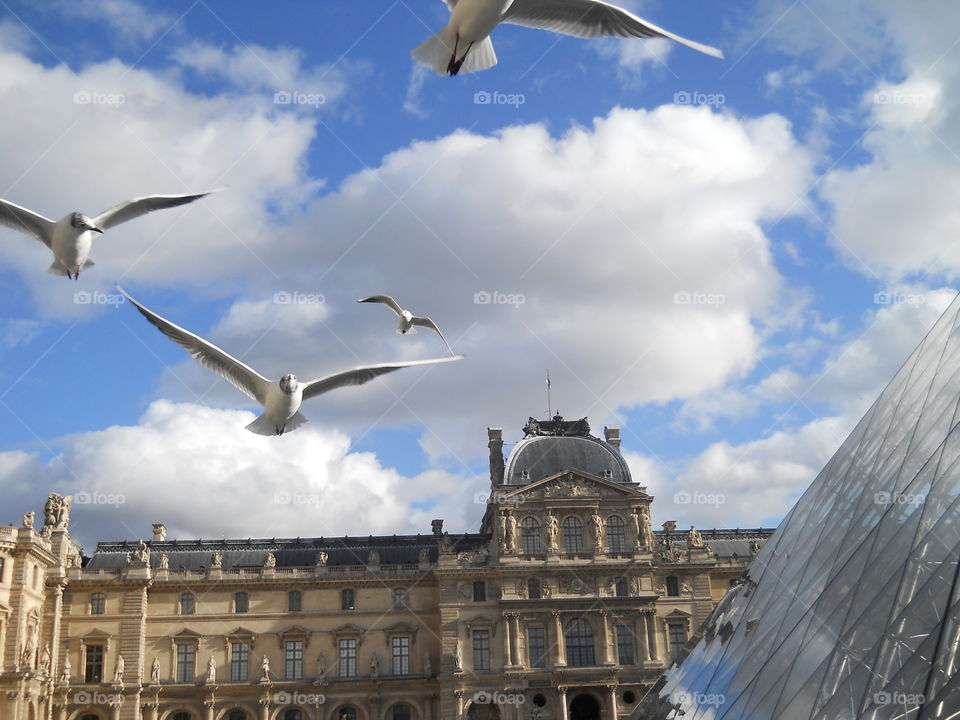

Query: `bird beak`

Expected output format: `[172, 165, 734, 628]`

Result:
[91, 227, 104, 234]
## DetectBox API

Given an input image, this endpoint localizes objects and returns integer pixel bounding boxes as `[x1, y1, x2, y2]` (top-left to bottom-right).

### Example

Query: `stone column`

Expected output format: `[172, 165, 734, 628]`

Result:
[204, 697, 216, 720]
[645, 612, 659, 662]
[558, 687, 569, 720]
[259, 695, 270, 720]
[53, 702, 69, 720]
[636, 614, 651, 662]
[552, 610, 566, 667]
[510, 614, 521, 667]
[455, 690, 465, 719]
[503, 612, 514, 668]
[608, 684, 619, 720]
[600, 610, 615, 665]
[143, 702, 159, 720]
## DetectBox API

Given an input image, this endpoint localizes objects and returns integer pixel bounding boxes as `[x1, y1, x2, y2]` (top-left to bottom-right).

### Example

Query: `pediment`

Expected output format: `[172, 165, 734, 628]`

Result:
[382, 621, 419, 642]
[508, 470, 641, 501]
[82, 628, 112, 639]
[226, 626, 257, 638]
[171, 628, 203, 639]
[664, 608, 693, 619]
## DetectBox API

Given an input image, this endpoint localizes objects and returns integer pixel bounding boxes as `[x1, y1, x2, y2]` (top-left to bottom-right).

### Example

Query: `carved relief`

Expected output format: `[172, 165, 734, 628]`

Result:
[43, 494, 72, 530]
[559, 577, 594, 595]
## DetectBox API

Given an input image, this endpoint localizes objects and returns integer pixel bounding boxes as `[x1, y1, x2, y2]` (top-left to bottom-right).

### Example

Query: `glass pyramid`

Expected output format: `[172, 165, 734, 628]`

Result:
[641, 294, 960, 720]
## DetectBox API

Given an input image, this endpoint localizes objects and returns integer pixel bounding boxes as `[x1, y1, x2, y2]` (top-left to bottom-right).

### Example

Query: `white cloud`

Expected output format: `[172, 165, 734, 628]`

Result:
[54, 0, 175, 42]
[1, 400, 485, 550]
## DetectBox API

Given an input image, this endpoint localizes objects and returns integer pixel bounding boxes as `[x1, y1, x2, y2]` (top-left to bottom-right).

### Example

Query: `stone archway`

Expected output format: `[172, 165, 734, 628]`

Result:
[569, 694, 601, 720]
[466, 701, 501, 720]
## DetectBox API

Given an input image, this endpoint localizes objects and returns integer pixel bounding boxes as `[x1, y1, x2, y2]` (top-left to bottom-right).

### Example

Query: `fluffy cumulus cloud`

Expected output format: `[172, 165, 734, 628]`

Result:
[1, 400, 485, 550]
[0, 43, 324, 316]
[143, 105, 813, 464]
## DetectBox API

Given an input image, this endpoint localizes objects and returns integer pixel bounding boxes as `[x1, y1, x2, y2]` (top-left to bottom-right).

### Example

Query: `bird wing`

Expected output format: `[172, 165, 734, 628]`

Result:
[93, 189, 221, 231]
[411, 316, 455, 355]
[301, 355, 463, 401]
[357, 294, 406, 318]
[117, 286, 271, 405]
[0, 198, 55, 247]
[501, 0, 723, 58]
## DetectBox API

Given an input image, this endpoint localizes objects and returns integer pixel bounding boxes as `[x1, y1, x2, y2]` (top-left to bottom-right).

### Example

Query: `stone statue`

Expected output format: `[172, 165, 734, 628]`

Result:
[423, 651, 432, 676]
[133, 539, 150, 564]
[40, 524, 52, 538]
[39, 644, 51, 675]
[263, 553, 276, 568]
[22, 511, 35, 529]
[590, 512, 605, 551]
[113, 654, 125, 683]
[506, 512, 519, 554]
[498, 512, 508, 552]
[629, 507, 642, 549]
[206, 655, 216, 683]
[682, 582, 693, 595]
[158, 554, 169, 569]
[124, 552, 133, 566]
[418, 548, 430, 564]
[750, 540, 762, 554]
[639, 507, 654, 549]
[151, 657, 160, 684]
[20, 622, 37, 670]
[44, 493, 72, 530]
[261, 656, 271, 680]
[688, 526, 704, 548]
[367, 550, 380, 565]
[438, 533, 454, 553]
[453, 639, 462, 672]
[316, 653, 326, 679]
[211, 551, 222, 569]
[370, 651, 379, 678]
[61, 655, 72, 683]
[546, 513, 560, 552]
[316, 551, 328, 566]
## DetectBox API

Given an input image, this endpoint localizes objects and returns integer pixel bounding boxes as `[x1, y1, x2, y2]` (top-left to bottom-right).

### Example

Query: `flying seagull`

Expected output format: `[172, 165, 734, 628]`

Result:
[0, 190, 220, 279]
[118, 287, 463, 436]
[358, 294, 456, 356]
[412, 0, 723, 76]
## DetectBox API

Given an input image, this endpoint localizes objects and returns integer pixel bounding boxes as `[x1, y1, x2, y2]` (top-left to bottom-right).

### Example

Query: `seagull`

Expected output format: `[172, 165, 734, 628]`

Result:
[118, 287, 463, 436]
[413, 0, 723, 76]
[358, 295, 456, 356]
[0, 190, 220, 279]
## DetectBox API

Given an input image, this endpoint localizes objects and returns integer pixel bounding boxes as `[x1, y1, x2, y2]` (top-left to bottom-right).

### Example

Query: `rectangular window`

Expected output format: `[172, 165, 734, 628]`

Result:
[616, 625, 635, 665]
[230, 642, 249, 681]
[90, 593, 105, 615]
[472, 581, 486, 602]
[341, 589, 355, 610]
[391, 636, 410, 675]
[285, 640, 304, 680]
[472, 629, 491, 670]
[84, 644, 104, 683]
[176, 643, 195, 683]
[0, 556, 5, 582]
[527, 627, 547, 668]
[668, 623, 687, 662]
[392, 588, 407, 610]
[288, 590, 302, 612]
[234, 592, 248, 614]
[339, 638, 357, 677]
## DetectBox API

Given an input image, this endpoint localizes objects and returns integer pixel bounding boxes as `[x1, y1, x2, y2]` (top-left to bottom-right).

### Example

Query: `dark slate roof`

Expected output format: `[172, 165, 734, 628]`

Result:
[504, 434, 632, 485]
[655, 528, 775, 560]
[85, 534, 489, 570]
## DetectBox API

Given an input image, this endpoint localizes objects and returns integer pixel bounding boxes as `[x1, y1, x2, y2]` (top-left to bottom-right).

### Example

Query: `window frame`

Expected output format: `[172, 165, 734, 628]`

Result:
[471, 628, 491, 670]
[284, 639, 304, 680]
[520, 516, 542, 555]
[606, 515, 626, 553]
[564, 617, 595, 667]
[472, 581, 486, 602]
[179, 592, 196, 615]
[288, 590, 302, 612]
[391, 587, 408, 610]
[90, 592, 105, 615]
[665, 576, 680, 597]
[84, 643, 105, 683]
[527, 625, 547, 668]
[234, 591, 249, 614]
[341, 588, 355, 611]
[562, 516, 584, 554]
[175, 642, 196, 683]
[338, 637, 357, 678]
[230, 641, 249, 682]
[615, 624, 635, 665]
[391, 635, 410, 676]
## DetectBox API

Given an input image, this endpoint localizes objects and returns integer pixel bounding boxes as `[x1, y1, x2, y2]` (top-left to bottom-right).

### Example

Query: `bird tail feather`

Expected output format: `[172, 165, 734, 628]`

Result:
[460, 36, 498, 74]
[245, 412, 309, 436]
[412, 28, 457, 76]
[47, 261, 70, 276]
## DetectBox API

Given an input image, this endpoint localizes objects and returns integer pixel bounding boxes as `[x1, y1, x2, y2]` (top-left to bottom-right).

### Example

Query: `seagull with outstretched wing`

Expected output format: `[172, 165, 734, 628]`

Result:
[358, 294, 457, 356]
[118, 287, 462, 436]
[412, 0, 722, 76]
[0, 189, 220, 279]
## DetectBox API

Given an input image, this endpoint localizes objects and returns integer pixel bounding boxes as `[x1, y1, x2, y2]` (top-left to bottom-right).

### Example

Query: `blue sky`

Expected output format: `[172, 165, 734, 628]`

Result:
[1, 0, 959, 550]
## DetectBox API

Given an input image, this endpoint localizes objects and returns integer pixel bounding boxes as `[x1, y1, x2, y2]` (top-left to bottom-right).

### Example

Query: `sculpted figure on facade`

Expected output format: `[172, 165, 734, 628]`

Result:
[367, 550, 380, 565]
[158, 553, 169, 569]
[590, 512, 605, 551]
[211, 551, 222, 568]
[638, 506, 654, 549]
[316, 653, 326, 680]
[22, 511, 34, 529]
[453, 639, 462, 672]
[261, 656, 271, 680]
[418, 548, 429, 564]
[423, 650, 432, 676]
[263, 553, 276, 568]
[505, 511, 519, 554]
[688, 526, 704, 548]
[546, 513, 560, 552]
[151, 657, 160, 684]
[370, 651, 380, 678]
[206, 655, 217, 683]
[133, 539, 150, 564]
[44, 493, 72, 529]
[113, 654, 125, 683]
[316, 551, 328, 566]
[61, 655, 72, 683]
[38, 644, 51, 675]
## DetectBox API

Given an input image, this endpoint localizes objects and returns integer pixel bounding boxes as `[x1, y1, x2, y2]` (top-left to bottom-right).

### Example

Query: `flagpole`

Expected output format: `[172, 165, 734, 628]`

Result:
[547, 370, 552, 418]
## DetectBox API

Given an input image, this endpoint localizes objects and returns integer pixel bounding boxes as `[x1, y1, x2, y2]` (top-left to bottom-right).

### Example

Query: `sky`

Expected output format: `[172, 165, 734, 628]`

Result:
[1, 0, 959, 553]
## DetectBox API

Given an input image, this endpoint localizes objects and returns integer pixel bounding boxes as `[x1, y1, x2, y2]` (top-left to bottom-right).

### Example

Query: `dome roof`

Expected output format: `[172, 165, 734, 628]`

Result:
[504, 433, 632, 485]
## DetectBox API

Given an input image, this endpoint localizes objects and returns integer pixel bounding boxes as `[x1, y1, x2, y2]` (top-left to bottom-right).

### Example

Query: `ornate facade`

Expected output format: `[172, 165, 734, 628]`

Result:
[0, 416, 772, 720]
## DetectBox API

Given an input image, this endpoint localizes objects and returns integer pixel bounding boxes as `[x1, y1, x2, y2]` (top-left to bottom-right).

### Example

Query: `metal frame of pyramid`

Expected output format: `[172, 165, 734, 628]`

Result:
[638, 294, 960, 719]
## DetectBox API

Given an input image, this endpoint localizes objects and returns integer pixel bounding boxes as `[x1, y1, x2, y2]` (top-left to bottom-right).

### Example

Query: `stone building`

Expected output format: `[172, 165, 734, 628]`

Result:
[0, 415, 772, 720]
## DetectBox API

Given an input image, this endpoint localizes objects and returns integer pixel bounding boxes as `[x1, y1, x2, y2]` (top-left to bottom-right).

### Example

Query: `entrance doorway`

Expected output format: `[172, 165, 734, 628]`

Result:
[570, 693, 602, 720]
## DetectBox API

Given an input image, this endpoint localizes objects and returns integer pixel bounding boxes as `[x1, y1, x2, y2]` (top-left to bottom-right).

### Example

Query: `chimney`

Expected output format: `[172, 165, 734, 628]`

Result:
[488, 428, 504, 484]
[152, 524, 167, 542]
[431, 519, 444, 537]
[604, 426, 621, 452]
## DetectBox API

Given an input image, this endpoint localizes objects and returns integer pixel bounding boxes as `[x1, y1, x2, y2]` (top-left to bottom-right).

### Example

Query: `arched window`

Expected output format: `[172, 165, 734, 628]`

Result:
[172, 713, 193, 720]
[520, 517, 541, 555]
[565, 618, 595, 667]
[283, 710, 303, 720]
[338, 707, 358, 720]
[227, 711, 247, 720]
[341, 589, 355, 611]
[234, 592, 248, 613]
[80, 715, 101, 720]
[606, 515, 626, 553]
[392, 704, 412, 720]
[666, 576, 680, 597]
[90, 592, 105, 615]
[180, 593, 195, 615]
[527, 578, 542, 600]
[563, 516, 583, 554]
